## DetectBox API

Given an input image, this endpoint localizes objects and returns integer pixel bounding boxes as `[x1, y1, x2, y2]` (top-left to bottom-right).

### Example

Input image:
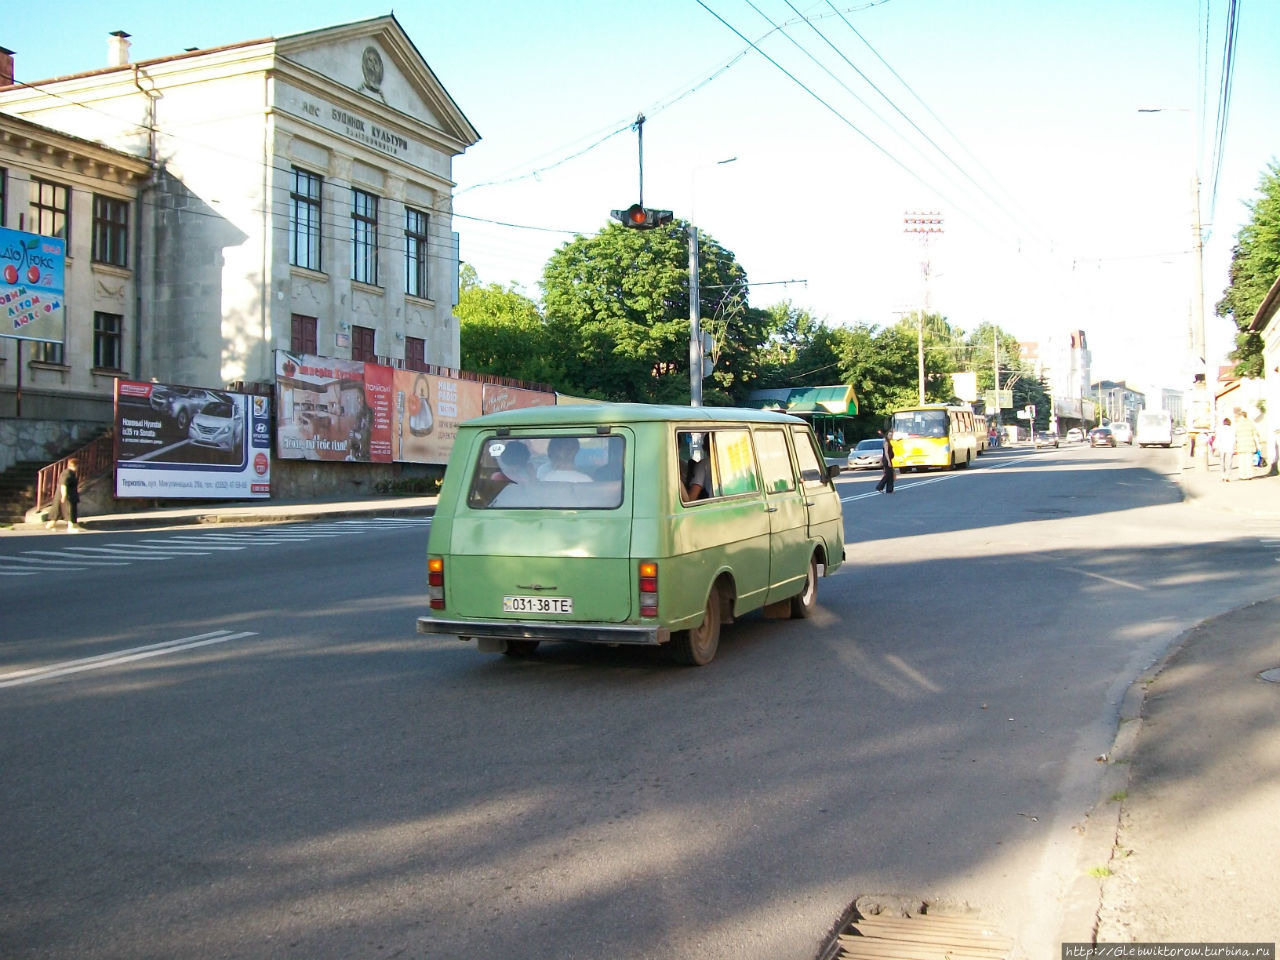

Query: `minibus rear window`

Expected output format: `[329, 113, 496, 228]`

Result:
[467, 434, 625, 509]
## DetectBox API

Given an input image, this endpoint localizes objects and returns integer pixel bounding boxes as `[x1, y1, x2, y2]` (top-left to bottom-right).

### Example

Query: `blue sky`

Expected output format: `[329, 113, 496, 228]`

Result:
[9, 0, 1277, 395]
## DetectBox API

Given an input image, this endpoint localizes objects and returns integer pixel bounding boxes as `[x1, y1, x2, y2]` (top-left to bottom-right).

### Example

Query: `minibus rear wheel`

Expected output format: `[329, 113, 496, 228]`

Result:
[672, 587, 722, 666]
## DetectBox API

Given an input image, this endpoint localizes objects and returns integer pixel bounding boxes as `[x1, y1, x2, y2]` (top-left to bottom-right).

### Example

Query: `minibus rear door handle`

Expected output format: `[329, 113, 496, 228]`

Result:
[765, 506, 778, 513]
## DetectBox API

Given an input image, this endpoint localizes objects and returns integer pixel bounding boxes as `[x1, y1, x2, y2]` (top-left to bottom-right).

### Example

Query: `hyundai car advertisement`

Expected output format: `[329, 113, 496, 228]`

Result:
[114, 380, 271, 499]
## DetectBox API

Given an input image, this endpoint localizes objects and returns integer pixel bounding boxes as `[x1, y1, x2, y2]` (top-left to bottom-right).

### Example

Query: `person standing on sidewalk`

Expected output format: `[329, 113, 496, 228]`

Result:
[1233, 410, 1261, 481]
[1216, 417, 1236, 481]
[45, 458, 82, 531]
[875, 430, 896, 494]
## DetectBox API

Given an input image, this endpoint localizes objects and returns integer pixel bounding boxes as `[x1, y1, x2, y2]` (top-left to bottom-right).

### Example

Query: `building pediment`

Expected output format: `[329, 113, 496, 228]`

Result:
[275, 15, 479, 154]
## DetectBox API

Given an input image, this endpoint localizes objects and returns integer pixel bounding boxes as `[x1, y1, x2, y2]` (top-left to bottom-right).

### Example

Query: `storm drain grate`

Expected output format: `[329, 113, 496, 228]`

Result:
[831, 911, 1014, 960]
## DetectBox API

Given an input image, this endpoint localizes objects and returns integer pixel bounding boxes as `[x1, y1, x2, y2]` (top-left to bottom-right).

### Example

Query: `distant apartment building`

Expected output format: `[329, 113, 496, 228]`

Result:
[1092, 379, 1145, 427]
[1021, 330, 1092, 424]
[1160, 388, 1184, 423]
[0, 16, 478, 420]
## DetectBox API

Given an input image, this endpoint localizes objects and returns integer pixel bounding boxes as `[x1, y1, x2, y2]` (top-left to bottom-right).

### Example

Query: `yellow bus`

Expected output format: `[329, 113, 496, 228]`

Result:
[889, 404, 980, 471]
[974, 413, 988, 454]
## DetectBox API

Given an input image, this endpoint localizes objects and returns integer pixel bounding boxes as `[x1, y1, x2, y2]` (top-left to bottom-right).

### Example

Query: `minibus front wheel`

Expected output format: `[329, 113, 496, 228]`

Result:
[672, 586, 723, 666]
[790, 554, 820, 619]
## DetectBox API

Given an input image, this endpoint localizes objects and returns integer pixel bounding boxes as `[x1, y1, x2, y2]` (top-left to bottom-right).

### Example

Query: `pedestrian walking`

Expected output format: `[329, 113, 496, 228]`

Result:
[1216, 417, 1235, 481]
[875, 431, 896, 494]
[45, 457, 82, 531]
[1233, 410, 1262, 480]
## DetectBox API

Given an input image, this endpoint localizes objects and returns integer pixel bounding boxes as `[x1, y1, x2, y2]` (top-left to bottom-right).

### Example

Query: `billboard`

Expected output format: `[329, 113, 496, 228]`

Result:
[275, 352, 553, 465]
[1, 227, 65, 344]
[114, 380, 272, 499]
[275, 352, 395, 462]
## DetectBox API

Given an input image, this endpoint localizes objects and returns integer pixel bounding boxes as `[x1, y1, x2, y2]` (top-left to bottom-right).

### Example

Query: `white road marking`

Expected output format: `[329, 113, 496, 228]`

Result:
[0, 630, 258, 688]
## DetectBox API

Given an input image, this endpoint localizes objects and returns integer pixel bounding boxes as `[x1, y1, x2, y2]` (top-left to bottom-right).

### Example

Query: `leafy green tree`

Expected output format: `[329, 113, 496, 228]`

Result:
[539, 221, 758, 403]
[752, 301, 844, 390]
[456, 264, 563, 386]
[1216, 160, 1280, 377]
[962, 322, 1023, 394]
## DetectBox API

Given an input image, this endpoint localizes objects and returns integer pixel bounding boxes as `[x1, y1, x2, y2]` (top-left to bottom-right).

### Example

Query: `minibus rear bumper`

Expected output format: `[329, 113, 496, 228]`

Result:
[418, 616, 670, 647]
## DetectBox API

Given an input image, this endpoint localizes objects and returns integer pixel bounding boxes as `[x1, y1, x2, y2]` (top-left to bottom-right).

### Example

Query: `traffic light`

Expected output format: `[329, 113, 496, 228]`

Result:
[611, 204, 673, 230]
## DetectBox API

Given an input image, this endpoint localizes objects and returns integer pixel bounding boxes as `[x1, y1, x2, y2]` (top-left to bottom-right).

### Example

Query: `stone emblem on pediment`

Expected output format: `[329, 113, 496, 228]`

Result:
[361, 46, 384, 94]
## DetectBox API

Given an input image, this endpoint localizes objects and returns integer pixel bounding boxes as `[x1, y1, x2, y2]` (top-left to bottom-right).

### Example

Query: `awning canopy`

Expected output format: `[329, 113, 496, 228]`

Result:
[745, 385, 857, 416]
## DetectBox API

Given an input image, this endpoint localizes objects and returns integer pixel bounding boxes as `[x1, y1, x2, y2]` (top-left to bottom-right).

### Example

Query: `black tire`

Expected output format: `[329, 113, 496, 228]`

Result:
[503, 640, 540, 657]
[672, 587, 721, 666]
[789, 554, 819, 619]
[175, 408, 190, 432]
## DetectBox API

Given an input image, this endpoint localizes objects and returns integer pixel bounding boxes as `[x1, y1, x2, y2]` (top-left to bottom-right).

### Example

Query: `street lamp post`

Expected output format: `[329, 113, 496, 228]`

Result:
[1138, 106, 1211, 468]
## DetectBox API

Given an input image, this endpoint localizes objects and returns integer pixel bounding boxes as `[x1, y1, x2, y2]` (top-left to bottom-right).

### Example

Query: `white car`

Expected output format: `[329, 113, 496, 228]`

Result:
[1109, 422, 1133, 445]
[188, 399, 244, 451]
[1065, 428, 1084, 443]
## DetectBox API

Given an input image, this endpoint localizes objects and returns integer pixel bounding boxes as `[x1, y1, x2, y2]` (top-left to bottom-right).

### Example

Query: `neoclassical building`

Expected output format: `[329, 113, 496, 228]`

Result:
[0, 15, 478, 416]
[0, 105, 150, 419]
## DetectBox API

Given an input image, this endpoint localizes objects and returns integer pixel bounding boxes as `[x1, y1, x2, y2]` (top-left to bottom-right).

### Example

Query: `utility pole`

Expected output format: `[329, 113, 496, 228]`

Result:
[992, 327, 1001, 432]
[904, 212, 943, 404]
[689, 224, 702, 406]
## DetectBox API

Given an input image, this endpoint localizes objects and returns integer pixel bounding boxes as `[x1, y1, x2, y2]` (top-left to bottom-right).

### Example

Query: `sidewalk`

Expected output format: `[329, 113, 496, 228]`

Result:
[6, 493, 439, 533]
[1067, 456, 1280, 946]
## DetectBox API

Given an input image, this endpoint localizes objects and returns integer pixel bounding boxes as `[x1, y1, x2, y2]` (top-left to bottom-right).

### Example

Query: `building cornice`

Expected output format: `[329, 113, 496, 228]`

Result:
[1247, 272, 1280, 334]
[0, 111, 150, 182]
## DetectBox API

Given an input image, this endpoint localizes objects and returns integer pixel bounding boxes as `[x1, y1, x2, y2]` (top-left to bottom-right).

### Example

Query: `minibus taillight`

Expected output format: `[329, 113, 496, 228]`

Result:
[638, 562, 659, 618]
[428, 557, 445, 610]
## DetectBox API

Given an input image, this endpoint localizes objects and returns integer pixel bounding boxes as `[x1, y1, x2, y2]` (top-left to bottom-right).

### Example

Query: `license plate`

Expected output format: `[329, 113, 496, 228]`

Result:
[503, 595, 573, 615]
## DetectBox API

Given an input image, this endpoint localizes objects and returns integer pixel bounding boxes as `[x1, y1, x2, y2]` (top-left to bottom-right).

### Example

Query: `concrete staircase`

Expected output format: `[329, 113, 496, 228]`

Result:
[0, 459, 48, 525]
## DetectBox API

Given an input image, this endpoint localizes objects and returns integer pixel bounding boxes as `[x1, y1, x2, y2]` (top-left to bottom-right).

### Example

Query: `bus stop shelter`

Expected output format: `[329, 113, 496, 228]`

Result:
[745, 385, 858, 457]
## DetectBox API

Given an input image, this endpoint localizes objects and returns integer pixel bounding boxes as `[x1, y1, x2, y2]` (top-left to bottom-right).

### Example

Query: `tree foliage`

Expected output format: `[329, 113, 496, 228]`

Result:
[457, 265, 562, 386]
[457, 227, 1048, 435]
[1216, 159, 1280, 378]
[539, 222, 760, 403]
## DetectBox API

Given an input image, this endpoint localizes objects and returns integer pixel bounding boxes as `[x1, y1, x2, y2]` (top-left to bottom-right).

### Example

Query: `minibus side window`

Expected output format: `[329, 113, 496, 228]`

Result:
[755, 429, 797, 494]
[712, 429, 760, 498]
[791, 427, 828, 486]
[677, 430, 715, 502]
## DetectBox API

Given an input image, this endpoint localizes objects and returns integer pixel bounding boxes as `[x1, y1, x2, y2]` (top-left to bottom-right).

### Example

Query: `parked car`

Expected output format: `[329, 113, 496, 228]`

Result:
[848, 437, 884, 470]
[1065, 427, 1084, 443]
[1108, 421, 1134, 445]
[150, 385, 212, 432]
[1035, 431, 1059, 448]
[1089, 426, 1116, 447]
[188, 399, 244, 451]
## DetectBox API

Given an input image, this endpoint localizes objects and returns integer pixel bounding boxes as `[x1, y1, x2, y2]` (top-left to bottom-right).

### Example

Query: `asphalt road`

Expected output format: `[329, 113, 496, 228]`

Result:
[3, 444, 1279, 960]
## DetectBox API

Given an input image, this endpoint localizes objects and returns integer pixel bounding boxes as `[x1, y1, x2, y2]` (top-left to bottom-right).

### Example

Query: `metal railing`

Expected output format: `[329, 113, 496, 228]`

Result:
[35, 430, 115, 512]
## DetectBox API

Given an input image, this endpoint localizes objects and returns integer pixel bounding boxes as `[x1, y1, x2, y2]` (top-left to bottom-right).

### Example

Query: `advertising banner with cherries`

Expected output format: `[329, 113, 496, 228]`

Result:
[114, 380, 272, 499]
[1, 226, 65, 344]
[275, 352, 553, 465]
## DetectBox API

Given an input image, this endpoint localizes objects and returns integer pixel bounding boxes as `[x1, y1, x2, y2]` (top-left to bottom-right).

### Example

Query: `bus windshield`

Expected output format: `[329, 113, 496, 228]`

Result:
[891, 409, 948, 438]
